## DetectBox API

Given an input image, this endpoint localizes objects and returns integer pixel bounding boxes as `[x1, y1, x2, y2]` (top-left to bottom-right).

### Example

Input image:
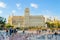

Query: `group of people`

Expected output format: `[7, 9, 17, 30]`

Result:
[6, 27, 17, 36]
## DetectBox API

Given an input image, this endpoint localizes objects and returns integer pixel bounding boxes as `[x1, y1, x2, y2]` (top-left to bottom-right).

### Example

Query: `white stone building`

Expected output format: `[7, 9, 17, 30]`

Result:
[8, 8, 45, 28]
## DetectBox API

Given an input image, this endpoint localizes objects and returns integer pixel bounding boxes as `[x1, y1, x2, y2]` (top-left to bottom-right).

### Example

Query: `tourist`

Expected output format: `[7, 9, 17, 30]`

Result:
[54, 32, 58, 35]
[13, 28, 17, 34]
[23, 30, 25, 34]
[6, 29, 8, 36]
[39, 30, 41, 34]
[9, 27, 13, 35]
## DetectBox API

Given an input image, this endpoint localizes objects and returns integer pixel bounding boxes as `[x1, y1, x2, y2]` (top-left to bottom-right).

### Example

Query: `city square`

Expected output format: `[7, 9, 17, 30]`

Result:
[0, 0, 60, 40]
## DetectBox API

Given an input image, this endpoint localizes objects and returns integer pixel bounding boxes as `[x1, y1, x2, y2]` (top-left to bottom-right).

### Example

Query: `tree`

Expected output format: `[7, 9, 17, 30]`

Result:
[46, 22, 50, 28]
[58, 23, 60, 28]
[46, 22, 55, 30]
[0, 17, 6, 30]
[5, 23, 13, 29]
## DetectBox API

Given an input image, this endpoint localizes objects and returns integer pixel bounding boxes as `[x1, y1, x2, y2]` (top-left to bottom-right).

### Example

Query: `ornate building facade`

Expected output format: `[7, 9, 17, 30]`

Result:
[8, 8, 45, 28]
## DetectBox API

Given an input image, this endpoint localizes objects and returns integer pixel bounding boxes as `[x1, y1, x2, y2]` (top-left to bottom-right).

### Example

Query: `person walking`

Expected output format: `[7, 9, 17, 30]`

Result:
[6, 29, 8, 36]
[13, 28, 17, 34]
[9, 27, 13, 35]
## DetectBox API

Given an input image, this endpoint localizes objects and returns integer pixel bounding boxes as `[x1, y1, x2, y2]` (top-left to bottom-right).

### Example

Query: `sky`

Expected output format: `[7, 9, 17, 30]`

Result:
[0, 0, 60, 21]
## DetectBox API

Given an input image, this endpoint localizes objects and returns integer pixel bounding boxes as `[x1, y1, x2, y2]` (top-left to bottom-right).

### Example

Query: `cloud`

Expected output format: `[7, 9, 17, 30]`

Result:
[12, 10, 16, 13]
[0, 2, 6, 8]
[10, 10, 16, 16]
[0, 10, 2, 14]
[16, 3, 21, 9]
[30, 3, 38, 8]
